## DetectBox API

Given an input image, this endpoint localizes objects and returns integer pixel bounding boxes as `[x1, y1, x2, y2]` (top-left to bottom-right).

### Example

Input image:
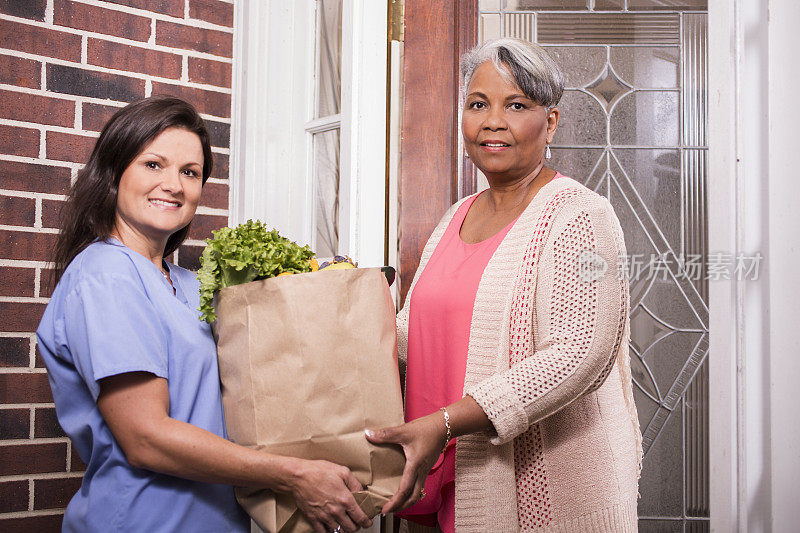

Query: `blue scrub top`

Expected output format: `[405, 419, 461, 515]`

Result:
[37, 239, 249, 532]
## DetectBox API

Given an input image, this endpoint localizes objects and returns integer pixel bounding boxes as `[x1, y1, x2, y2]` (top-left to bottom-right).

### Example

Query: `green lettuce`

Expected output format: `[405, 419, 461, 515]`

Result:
[197, 220, 314, 322]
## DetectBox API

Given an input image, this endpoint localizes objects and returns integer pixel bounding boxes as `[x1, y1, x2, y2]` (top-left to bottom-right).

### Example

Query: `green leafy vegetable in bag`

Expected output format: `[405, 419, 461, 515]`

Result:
[197, 220, 314, 322]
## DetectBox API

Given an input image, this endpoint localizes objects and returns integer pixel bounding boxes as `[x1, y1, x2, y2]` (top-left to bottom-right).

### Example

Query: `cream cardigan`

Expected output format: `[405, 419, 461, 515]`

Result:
[397, 177, 642, 532]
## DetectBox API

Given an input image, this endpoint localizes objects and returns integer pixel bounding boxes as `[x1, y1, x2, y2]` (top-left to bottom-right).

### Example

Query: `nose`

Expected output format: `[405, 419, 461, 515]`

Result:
[160, 167, 183, 194]
[482, 105, 507, 131]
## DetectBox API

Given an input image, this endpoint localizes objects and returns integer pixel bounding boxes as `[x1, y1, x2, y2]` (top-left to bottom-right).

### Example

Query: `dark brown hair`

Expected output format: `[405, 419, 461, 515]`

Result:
[53, 95, 213, 283]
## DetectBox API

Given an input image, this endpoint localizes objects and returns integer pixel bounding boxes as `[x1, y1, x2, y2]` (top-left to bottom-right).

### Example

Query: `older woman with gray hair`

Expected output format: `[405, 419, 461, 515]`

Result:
[367, 38, 642, 532]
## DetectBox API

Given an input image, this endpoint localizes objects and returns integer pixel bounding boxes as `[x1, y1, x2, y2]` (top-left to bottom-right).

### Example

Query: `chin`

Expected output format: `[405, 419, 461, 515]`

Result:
[477, 164, 513, 176]
[145, 221, 189, 239]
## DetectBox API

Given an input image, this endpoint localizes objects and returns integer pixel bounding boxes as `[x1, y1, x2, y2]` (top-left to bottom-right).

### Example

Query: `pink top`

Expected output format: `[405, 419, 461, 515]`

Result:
[400, 193, 519, 530]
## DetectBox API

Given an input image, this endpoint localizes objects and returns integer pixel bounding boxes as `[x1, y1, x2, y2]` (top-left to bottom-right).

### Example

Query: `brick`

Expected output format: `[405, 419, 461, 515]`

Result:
[0, 19, 81, 63]
[70, 445, 86, 472]
[0, 372, 52, 403]
[0, 408, 30, 439]
[42, 198, 65, 229]
[188, 56, 231, 88]
[0, 266, 36, 298]
[103, 0, 183, 17]
[34, 402, 59, 433]
[177, 243, 204, 271]
[0, 196, 36, 227]
[40, 268, 57, 299]
[0, 161, 72, 195]
[188, 213, 226, 241]
[0, 91, 75, 127]
[34, 477, 81, 510]
[0, 54, 41, 89]
[211, 152, 228, 179]
[54, 0, 151, 42]
[34, 407, 64, 438]
[200, 182, 228, 210]
[88, 38, 181, 80]
[0, 302, 47, 333]
[0, 229, 58, 262]
[82, 102, 122, 132]
[0, 337, 30, 367]
[151, 82, 231, 118]
[205, 119, 230, 148]
[0, 442, 66, 475]
[0, 514, 63, 533]
[35, 342, 45, 368]
[0, 0, 46, 21]
[0, 479, 28, 513]
[190, 0, 234, 27]
[0, 124, 40, 158]
[47, 64, 145, 102]
[156, 20, 233, 57]
[46, 131, 97, 164]
[3, 93, 71, 130]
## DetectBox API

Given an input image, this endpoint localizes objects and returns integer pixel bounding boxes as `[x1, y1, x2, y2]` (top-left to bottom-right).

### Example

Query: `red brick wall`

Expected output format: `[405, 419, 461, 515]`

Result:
[0, 0, 234, 529]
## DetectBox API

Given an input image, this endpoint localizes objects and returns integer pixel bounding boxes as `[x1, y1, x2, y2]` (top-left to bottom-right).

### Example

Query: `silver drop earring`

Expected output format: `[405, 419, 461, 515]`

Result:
[545, 143, 551, 160]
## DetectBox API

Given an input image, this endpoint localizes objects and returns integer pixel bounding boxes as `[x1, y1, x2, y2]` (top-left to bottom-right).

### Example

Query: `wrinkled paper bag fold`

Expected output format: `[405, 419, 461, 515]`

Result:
[212, 268, 405, 533]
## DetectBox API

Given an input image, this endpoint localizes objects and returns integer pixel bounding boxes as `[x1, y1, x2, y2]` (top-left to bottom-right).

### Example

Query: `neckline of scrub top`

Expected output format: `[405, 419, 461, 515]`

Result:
[104, 236, 190, 306]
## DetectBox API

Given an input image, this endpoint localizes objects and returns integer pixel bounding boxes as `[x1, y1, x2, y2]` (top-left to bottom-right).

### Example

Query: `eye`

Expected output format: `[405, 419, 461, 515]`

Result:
[145, 161, 160, 170]
[182, 168, 201, 178]
[468, 101, 486, 110]
[509, 102, 527, 111]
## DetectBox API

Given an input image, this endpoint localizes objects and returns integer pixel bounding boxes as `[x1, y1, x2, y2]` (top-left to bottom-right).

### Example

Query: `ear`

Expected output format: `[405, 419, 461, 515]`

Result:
[545, 107, 560, 143]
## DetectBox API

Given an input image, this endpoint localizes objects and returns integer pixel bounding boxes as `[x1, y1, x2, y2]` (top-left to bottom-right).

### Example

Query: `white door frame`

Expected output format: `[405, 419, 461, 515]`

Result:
[708, 0, 800, 530]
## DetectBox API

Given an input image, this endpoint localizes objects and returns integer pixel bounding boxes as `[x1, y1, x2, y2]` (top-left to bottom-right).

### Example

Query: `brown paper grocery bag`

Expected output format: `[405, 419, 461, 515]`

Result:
[212, 268, 405, 533]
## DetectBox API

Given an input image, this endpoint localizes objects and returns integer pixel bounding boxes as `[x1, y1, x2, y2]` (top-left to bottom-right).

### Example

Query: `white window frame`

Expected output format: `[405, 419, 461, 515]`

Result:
[230, 0, 388, 267]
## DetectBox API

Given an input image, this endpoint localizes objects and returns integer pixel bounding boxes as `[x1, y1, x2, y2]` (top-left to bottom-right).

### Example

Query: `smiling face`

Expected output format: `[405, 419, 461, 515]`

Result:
[113, 127, 204, 253]
[462, 61, 559, 183]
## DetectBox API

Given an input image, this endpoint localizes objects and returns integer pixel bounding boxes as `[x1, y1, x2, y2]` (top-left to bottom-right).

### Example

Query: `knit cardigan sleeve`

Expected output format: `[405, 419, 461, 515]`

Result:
[467, 194, 629, 445]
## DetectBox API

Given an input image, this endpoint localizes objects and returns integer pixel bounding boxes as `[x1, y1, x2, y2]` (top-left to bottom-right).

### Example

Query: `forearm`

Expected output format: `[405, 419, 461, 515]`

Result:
[126, 415, 299, 491]
[98, 373, 301, 491]
[98, 373, 372, 531]
[132, 417, 373, 531]
[445, 395, 493, 438]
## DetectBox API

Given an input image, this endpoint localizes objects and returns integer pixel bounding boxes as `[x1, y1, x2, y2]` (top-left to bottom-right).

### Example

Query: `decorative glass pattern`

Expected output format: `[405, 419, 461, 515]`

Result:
[628, 0, 708, 10]
[503, 0, 587, 9]
[586, 66, 632, 110]
[595, 0, 625, 9]
[476, 3, 709, 529]
[537, 13, 680, 45]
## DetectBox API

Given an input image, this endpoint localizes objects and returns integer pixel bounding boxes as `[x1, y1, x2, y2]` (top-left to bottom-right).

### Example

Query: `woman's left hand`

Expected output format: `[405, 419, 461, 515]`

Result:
[365, 413, 446, 514]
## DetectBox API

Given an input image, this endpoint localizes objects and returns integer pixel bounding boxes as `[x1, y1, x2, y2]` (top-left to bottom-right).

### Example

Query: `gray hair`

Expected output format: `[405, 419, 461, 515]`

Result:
[460, 38, 565, 109]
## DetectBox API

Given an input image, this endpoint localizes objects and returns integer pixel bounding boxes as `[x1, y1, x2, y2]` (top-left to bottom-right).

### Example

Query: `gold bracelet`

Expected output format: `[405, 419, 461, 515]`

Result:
[439, 407, 452, 454]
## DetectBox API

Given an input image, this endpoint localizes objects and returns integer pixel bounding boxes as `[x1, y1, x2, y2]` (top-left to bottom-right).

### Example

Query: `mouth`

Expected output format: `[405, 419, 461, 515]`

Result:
[149, 198, 182, 209]
[479, 140, 511, 152]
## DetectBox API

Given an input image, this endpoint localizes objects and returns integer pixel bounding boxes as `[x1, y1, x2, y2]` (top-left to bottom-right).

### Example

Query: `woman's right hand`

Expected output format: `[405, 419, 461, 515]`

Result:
[287, 458, 372, 533]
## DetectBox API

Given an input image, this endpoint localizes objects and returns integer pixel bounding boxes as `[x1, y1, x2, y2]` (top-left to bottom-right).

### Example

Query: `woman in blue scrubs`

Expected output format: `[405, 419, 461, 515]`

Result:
[37, 96, 372, 533]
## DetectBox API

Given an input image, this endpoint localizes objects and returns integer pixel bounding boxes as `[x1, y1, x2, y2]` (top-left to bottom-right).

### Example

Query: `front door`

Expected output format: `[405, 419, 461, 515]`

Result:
[399, 1, 710, 530]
